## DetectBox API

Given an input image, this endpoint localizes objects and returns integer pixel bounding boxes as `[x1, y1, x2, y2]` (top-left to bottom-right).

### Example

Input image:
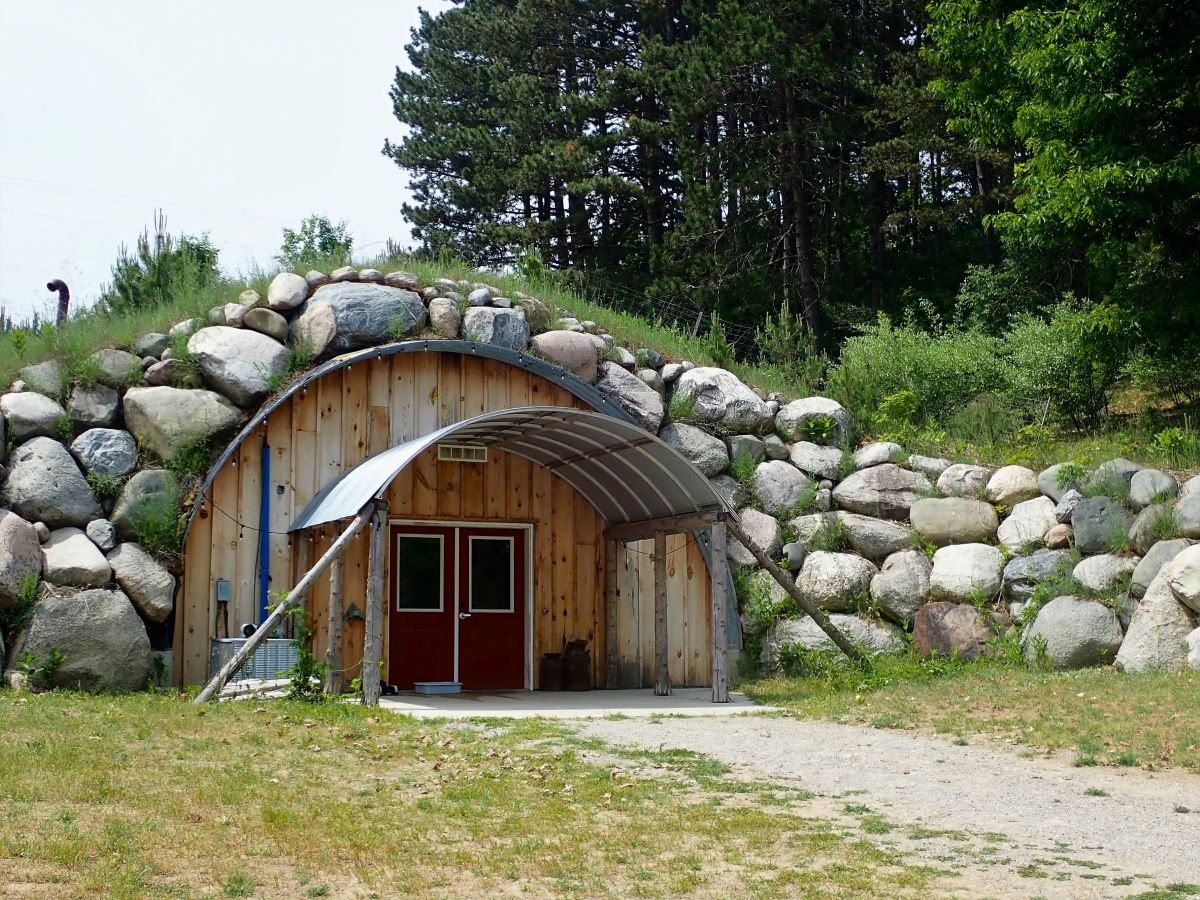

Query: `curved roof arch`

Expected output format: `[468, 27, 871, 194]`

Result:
[182, 339, 635, 544]
[291, 406, 729, 532]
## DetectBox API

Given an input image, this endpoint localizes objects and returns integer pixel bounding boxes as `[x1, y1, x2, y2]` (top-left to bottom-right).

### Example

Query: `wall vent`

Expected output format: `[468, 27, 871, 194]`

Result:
[438, 443, 487, 463]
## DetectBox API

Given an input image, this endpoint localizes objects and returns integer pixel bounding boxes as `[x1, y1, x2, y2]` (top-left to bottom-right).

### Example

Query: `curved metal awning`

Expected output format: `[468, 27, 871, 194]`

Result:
[290, 406, 730, 533]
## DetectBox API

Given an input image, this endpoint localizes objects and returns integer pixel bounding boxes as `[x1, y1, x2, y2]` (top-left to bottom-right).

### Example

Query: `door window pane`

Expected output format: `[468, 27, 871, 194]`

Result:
[395, 535, 443, 611]
[470, 537, 513, 612]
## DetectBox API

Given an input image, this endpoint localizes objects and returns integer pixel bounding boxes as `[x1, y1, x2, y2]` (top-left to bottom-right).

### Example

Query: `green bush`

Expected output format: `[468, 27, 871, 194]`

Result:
[1003, 302, 1123, 429]
[826, 316, 1007, 427]
[98, 213, 220, 316]
[755, 297, 827, 394]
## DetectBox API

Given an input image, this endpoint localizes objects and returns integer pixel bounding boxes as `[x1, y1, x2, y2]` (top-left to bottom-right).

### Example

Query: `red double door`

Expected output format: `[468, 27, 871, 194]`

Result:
[387, 523, 527, 691]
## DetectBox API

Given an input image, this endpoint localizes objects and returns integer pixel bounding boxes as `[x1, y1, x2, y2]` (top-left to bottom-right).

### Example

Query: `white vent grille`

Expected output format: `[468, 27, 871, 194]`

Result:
[438, 443, 487, 463]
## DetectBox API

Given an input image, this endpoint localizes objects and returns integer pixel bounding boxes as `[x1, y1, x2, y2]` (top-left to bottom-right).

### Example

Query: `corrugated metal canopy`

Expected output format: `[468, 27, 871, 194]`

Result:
[290, 406, 729, 532]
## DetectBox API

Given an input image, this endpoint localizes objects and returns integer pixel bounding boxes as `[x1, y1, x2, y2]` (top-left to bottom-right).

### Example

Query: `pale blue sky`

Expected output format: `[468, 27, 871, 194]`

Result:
[0, 0, 450, 321]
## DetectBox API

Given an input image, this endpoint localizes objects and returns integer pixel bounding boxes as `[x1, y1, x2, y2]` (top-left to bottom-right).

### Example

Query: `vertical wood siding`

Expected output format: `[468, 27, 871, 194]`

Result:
[174, 351, 711, 688]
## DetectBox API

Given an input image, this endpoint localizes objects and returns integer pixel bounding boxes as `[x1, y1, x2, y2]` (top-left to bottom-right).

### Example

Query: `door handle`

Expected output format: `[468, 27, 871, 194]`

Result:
[458, 612, 472, 620]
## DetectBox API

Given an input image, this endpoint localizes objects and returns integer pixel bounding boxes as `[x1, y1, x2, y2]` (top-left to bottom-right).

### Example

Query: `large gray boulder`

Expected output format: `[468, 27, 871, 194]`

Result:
[107, 543, 175, 623]
[985, 465, 1040, 506]
[786, 512, 842, 549]
[728, 507, 781, 567]
[18, 359, 64, 397]
[0, 437, 101, 527]
[1071, 496, 1134, 554]
[788, 442, 844, 481]
[0, 509, 41, 609]
[762, 614, 903, 668]
[242, 307, 289, 343]
[596, 361, 664, 433]
[1165, 544, 1200, 614]
[709, 474, 749, 511]
[70, 428, 138, 477]
[928, 543, 1003, 603]
[1176, 494, 1200, 539]
[870, 549, 931, 624]
[908, 454, 952, 480]
[1024, 596, 1123, 669]
[1130, 469, 1178, 510]
[1116, 553, 1199, 672]
[1073, 553, 1137, 595]
[774, 397, 850, 446]
[1037, 463, 1082, 503]
[913, 602, 999, 660]
[266, 272, 309, 311]
[836, 513, 913, 563]
[909, 497, 998, 546]
[4, 589, 152, 691]
[852, 442, 902, 470]
[132, 332, 170, 358]
[659, 422, 728, 477]
[1181, 475, 1200, 500]
[67, 384, 119, 429]
[673, 367, 773, 434]
[727, 434, 765, 465]
[122, 386, 240, 463]
[1132, 539, 1192, 599]
[463, 306, 530, 351]
[295, 283, 428, 354]
[1128, 503, 1175, 555]
[87, 349, 140, 388]
[936, 463, 992, 498]
[111, 469, 179, 541]
[1003, 548, 1073, 603]
[40, 527, 110, 588]
[832, 464, 931, 521]
[531, 331, 599, 383]
[796, 551, 877, 611]
[187, 326, 288, 407]
[1, 391, 67, 442]
[996, 496, 1057, 551]
[1087, 457, 1143, 494]
[752, 460, 811, 517]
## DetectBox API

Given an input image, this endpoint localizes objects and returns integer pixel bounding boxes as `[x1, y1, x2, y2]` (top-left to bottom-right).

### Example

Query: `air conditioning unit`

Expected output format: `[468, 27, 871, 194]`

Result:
[209, 638, 300, 682]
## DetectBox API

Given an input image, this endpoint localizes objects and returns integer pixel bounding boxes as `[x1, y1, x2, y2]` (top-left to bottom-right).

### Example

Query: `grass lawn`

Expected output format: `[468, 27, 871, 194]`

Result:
[743, 659, 1200, 773]
[0, 691, 941, 899]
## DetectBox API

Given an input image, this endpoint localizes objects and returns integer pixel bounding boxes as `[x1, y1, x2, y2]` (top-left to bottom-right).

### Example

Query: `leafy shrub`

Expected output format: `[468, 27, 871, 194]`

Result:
[98, 212, 220, 316]
[86, 471, 125, 503]
[276, 214, 352, 271]
[1003, 302, 1123, 429]
[167, 435, 212, 478]
[130, 485, 184, 555]
[702, 313, 734, 370]
[1151, 426, 1200, 470]
[952, 260, 1046, 335]
[1124, 347, 1200, 407]
[827, 316, 1007, 428]
[801, 414, 840, 444]
[728, 449, 758, 492]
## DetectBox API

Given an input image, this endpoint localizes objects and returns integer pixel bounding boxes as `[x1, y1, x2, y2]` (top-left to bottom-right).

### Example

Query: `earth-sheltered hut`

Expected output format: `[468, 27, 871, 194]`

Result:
[182, 340, 738, 703]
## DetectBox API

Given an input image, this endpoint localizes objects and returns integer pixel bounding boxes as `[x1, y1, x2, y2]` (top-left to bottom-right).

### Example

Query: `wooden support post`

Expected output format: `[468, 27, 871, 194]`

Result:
[194, 505, 374, 703]
[361, 499, 389, 708]
[322, 554, 344, 696]
[710, 517, 729, 703]
[724, 516, 870, 666]
[653, 529, 671, 696]
[605, 538, 619, 690]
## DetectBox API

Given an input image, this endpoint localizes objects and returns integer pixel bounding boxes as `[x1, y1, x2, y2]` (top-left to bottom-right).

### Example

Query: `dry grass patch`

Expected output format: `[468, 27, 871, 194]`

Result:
[744, 663, 1200, 773]
[0, 691, 940, 898]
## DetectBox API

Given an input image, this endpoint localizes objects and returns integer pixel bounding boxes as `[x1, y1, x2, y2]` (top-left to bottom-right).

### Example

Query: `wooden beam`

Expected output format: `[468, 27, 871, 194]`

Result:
[710, 518, 729, 703]
[724, 516, 870, 666]
[604, 538, 619, 689]
[653, 529, 671, 696]
[194, 505, 374, 703]
[322, 554, 344, 696]
[361, 500, 389, 708]
[605, 511, 719, 544]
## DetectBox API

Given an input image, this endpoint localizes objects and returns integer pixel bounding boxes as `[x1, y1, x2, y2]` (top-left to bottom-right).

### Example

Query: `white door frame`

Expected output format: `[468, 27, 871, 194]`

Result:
[388, 518, 535, 690]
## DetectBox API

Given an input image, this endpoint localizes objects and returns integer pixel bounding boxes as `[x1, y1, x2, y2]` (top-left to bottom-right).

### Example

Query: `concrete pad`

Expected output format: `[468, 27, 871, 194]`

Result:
[376, 687, 770, 719]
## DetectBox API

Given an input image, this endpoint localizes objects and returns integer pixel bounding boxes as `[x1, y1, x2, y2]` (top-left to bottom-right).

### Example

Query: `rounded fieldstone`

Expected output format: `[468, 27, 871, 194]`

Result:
[267, 272, 309, 311]
[68, 384, 119, 429]
[852, 442, 902, 470]
[70, 428, 138, 477]
[0, 437, 102, 528]
[870, 549, 931, 624]
[928, 543, 1003, 604]
[728, 507, 781, 567]
[531, 331, 599, 383]
[1071, 496, 1135, 555]
[0, 508, 41, 609]
[1038, 463, 1082, 503]
[1117, 552, 1198, 672]
[87, 349, 140, 388]
[908, 454, 952, 479]
[788, 441, 844, 481]
[242, 307, 289, 343]
[132, 332, 170, 358]
[1130, 469, 1178, 510]
[913, 602, 999, 660]
[762, 614, 903, 668]
[1073, 554, 1138, 595]
[997, 496, 1057, 552]
[107, 542, 175, 623]
[596, 362, 664, 433]
[187, 326, 289, 407]
[795, 551, 878, 612]
[1024, 596, 1123, 669]
[111, 469, 179, 542]
[937, 463, 992, 498]
[86, 518, 118, 553]
[1003, 548, 1073, 603]
[909, 497, 998, 546]
[1175, 493, 1200, 539]
[122, 386, 240, 463]
[986, 465, 1040, 506]
[659, 422, 729, 477]
[774, 397, 851, 446]
[1, 391, 67, 442]
[831, 464, 931, 521]
[41, 527, 110, 588]
[674, 368, 773, 434]
[752, 460, 811, 517]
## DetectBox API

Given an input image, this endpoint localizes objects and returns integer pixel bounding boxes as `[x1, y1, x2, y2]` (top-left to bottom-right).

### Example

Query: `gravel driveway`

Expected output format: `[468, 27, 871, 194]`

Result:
[581, 714, 1200, 897]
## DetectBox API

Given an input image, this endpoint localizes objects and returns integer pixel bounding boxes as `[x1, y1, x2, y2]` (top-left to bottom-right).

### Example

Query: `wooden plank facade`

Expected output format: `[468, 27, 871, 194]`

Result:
[173, 349, 712, 689]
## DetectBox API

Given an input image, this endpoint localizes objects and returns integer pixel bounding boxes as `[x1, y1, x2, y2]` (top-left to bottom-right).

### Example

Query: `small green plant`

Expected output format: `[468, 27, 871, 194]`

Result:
[800, 413, 840, 445]
[129, 487, 184, 556]
[702, 313, 734, 370]
[285, 606, 327, 702]
[777, 646, 846, 679]
[728, 449, 758, 492]
[55, 415, 74, 442]
[1083, 787, 1109, 797]
[668, 390, 698, 425]
[16, 648, 66, 688]
[835, 449, 856, 481]
[1054, 461, 1088, 492]
[1027, 633, 1053, 672]
[808, 516, 849, 552]
[222, 873, 255, 898]
[9, 329, 28, 357]
[848, 591, 879, 619]
[1176, 805, 1192, 814]
[167, 434, 212, 478]
[0, 572, 40, 636]
[86, 471, 125, 503]
[1151, 426, 1200, 469]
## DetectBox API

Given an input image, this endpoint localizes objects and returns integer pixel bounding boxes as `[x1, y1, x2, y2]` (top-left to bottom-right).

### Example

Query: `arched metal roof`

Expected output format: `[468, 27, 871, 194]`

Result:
[291, 406, 729, 532]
